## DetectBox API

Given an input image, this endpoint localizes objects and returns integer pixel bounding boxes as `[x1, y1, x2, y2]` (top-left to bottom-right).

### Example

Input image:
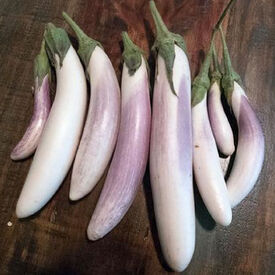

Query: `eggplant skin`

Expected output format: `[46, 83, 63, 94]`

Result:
[11, 75, 51, 161]
[227, 82, 265, 207]
[16, 46, 87, 218]
[193, 92, 232, 226]
[70, 47, 120, 201]
[207, 81, 235, 156]
[149, 46, 195, 272]
[87, 57, 151, 240]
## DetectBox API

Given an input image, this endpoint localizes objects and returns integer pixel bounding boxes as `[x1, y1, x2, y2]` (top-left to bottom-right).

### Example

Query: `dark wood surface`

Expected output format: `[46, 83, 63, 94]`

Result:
[0, 0, 274, 274]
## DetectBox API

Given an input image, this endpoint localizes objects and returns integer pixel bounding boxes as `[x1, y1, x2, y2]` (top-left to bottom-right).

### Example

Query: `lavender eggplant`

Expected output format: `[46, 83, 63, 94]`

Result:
[16, 24, 87, 218]
[192, 35, 232, 226]
[219, 27, 265, 207]
[207, 45, 235, 156]
[149, 1, 195, 272]
[11, 40, 51, 161]
[87, 32, 151, 240]
[62, 13, 120, 200]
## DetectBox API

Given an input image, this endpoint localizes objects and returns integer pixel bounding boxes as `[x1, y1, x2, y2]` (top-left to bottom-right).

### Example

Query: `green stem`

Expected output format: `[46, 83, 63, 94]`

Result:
[149, 0, 187, 96]
[62, 12, 102, 68]
[191, 35, 215, 107]
[34, 38, 50, 86]
[210, 43, 222, 85]
[122, 32, 143, 76]
[44, 23, 71, 68]
[220, 27, 233, 75]
[149, 1, 169, 40]
[219, 26, 242, 103]
[215, 0, 237, 31]
[212, 45, 220, 73]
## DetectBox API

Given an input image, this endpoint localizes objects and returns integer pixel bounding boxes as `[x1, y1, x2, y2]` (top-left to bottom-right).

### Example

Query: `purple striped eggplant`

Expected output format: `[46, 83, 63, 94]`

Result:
[16, 24, 87, 218]
[11, 40, 51, 161]
[219, 27, 265, 208]
[62, 13, 120, 200]
[192, 35, 232, 226]
[207, 46, 235, 156]
[87, 32, 151, 240]
[149, 1, 195, 272]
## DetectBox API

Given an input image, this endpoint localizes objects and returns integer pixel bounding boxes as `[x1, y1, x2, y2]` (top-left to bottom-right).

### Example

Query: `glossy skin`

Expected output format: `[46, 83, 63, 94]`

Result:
[16, 46, 87, 218]
[70, 46, 120, 201]
[207, 81, 235, 156]
[193, 93, 232, 226]
[149, 45, 195, 272]
[87, 57, 151, 240]
[227, 82, 265, 207]
[10, 75, 51, 161]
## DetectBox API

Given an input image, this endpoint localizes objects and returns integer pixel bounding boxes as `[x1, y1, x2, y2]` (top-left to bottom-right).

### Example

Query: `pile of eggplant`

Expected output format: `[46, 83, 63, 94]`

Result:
[12, 0, 264, 272]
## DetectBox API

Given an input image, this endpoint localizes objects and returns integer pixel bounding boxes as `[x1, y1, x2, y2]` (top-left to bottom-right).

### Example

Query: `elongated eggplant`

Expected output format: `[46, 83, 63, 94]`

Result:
[207, 46, 235, 156]
[11, 40, 51, 161]
[192, 36, 232, 226]
[16, 24, 87, 218]
[62, 12, 120, 201]
[87, 32, 151, 240]
[219, 27, 264, 207]
[149, 1, 195, 272]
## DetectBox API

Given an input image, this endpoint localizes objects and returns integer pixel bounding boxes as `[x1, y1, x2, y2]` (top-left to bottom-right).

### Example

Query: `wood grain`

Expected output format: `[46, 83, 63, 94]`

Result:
[0, 0, 274, 274]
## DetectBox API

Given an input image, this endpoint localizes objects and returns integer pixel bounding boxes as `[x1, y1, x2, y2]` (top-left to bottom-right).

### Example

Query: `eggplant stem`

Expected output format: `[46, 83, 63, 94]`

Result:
[62, 12, 89, 44]
[44, 23, 70, 68]
[122, 31, 144, 76]
[149, 0, 187, 96]
[62, 12, 102, 68]
[214, 0, 237, 31]
[149, 1, 169, 39]
[219, 26, 233, 75]
[212, 45, 220, 73]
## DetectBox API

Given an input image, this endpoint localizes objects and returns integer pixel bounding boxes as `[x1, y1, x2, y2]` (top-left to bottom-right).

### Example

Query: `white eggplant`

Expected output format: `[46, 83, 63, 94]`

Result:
[227, 82, 264, 207]
[219, 27, 265, 208]
[87, 32, 151, 240]
[208, 80, 235, 156]
[149, 1, 195, 272]
[63, 13, 120, 200]
[11, 40, 51, 161]
[193, 95, 232, 226]
[16, 24, 87, 218]
[192, 32, 232, 226]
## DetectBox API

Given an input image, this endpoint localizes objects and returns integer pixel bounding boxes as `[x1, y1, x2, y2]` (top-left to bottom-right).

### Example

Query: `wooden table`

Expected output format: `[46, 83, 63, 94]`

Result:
[0, 0, 274, 274]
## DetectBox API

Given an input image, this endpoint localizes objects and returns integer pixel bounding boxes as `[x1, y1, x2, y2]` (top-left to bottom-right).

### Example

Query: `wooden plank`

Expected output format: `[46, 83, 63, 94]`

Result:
[0, 0, 274, 274]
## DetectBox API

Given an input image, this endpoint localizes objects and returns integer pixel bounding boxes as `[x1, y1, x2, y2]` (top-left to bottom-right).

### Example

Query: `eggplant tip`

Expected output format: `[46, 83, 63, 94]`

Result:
[69, 189, 85, 201]
[216, 210, 232, 226]
[166, 253, 194, 272]
[10, 150, 20, 161]
[221, 144, 235, 157]
[87, 226, 104, 241]
[15, 205, 29, 219]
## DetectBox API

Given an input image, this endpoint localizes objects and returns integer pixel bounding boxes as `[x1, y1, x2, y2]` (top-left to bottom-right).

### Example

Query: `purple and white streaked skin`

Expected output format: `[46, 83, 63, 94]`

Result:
[150, 45, 195, 272]
[208, 81, 235, 156]
[193, 91, 232, 226]
[87, 56, 151, 240]
[227, 82, 264, 207]
[11, 75, 51, 160]
[16, 25, 87, 218]
[70, 46, 120, 200]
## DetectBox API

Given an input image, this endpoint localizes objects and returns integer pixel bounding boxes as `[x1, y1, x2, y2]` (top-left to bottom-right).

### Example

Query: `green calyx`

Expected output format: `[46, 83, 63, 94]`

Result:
[210, 45, 222, 85]
[149, 0, 187, 96]
[191, 37, 214, 107]
[62, 12, 102, 68]
[34, 38, 50, 86]
[219, 26, 242, 104]
[122, 32, 143, 76]
[44, 23, 71, 68]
